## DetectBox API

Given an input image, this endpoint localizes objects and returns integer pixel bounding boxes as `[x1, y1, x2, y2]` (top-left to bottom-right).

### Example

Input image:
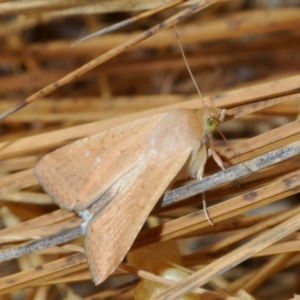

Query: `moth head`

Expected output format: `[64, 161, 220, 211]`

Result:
[206, 116, 220, 132]
[197, 107, 225, 133]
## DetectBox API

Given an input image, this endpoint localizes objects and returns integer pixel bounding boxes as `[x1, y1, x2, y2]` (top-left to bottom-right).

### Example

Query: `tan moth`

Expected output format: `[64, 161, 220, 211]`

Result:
[35, 106, 225, 285]
[0, 0, 227, 286]
[1, 1, 298, 298]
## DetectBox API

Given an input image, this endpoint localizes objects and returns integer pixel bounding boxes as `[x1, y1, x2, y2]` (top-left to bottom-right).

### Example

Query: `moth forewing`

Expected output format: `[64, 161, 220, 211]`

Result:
[34, 107, 225, 285]
[86, 147, 192, 284]
[35, 113, 165, 211]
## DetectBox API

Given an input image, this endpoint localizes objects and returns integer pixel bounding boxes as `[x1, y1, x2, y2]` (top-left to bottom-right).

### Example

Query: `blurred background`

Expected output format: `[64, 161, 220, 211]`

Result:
[0, 0, 299, 135]
[0, 1, 300, 299]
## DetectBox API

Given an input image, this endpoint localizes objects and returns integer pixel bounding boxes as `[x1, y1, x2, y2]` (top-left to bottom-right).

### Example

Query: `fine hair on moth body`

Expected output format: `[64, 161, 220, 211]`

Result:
[33, 3, 225, 286]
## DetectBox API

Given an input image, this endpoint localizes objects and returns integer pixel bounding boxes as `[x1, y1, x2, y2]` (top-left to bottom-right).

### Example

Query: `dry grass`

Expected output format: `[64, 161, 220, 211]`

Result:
[0, 1, 300, 299]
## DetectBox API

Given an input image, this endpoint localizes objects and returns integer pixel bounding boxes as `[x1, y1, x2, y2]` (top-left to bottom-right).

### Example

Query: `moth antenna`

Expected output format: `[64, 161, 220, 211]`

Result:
[202, 192, 214, 226]
[174, 24, 251, 223]
[72, 0, 189, 47]
[0, 3, 211, 120]
[174, 24, 205, 107]
[174, 24, 214, 225]
[175, 24, 252, 180]
[217, 128, 252, 173]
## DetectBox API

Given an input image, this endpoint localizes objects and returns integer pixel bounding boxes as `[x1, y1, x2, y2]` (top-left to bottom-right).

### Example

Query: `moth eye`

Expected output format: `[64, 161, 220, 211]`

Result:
[206, 117, 219, 132]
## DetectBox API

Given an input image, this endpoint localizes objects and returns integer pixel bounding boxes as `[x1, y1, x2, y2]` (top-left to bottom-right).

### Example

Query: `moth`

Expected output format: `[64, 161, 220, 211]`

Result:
[35, 106, 225, 285]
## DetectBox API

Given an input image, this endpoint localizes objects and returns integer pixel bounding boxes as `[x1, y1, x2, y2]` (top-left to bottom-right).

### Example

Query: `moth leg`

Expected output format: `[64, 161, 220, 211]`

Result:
[202, 191, 214, 226]
[208, 148, 225, 171]
[209, 148, 243, 188]
[192, 143, 225, 225]
[202, 148, 225, 226]
[199, 172, 214, 226]
[192, 146, 214, 226]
